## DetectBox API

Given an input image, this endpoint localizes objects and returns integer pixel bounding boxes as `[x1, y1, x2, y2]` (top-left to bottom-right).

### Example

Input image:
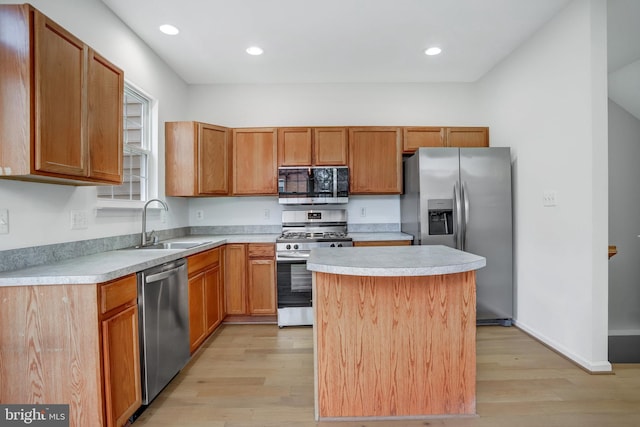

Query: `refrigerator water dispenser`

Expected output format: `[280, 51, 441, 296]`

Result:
[427, 199, 453, 235]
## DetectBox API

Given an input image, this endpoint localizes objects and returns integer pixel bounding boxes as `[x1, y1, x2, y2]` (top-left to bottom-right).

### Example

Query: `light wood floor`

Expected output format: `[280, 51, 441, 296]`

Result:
[133, 325, 640, 427]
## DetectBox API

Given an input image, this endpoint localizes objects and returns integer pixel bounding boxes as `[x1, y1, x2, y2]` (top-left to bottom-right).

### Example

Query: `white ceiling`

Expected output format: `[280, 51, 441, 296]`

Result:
[101, 0, 573, 84]
[101, 0, 639, 119]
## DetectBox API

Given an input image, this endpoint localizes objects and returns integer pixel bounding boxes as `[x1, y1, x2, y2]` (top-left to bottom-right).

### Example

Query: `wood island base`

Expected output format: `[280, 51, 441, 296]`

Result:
[313, 270, 477, 420]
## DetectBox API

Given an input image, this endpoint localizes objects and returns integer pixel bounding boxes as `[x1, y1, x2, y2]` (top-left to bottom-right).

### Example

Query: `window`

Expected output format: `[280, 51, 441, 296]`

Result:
[97, 83, 153, 203]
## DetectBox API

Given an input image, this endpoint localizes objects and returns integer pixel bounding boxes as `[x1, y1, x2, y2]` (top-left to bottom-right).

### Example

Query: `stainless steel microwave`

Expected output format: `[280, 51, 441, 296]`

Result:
[278, 166, 349, 205]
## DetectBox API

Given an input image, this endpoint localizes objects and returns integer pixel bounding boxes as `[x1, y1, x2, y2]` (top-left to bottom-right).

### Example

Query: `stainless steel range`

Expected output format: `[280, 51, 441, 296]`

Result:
[276, 209, 352, 327]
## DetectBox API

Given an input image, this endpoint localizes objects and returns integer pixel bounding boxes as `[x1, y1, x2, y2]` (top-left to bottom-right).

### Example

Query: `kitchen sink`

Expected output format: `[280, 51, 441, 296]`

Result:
[133, 241, 211, 250]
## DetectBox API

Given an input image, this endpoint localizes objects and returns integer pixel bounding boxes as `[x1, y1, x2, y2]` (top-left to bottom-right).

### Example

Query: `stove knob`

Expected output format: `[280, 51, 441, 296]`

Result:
[293, 244, 299, 250]
[338, 243, 343, 247]
[330, 243, 335, 247]
[286, 244, 291, 250]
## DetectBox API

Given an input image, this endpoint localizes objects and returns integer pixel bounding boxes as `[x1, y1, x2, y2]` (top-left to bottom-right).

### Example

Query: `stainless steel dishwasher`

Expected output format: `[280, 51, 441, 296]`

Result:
[137, 258, 190, 405]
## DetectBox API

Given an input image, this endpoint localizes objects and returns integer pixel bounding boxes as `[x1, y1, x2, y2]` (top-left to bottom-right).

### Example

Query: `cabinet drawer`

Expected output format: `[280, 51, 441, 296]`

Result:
[188, 247, 220, 276]
[100, 274, 137, 314]
[248, 244, 275, 258]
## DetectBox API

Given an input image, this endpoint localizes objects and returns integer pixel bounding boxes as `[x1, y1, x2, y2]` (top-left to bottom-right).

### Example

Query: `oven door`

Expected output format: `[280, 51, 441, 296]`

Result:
[276, 256, 314, 327]
[276, 257, 312, 308]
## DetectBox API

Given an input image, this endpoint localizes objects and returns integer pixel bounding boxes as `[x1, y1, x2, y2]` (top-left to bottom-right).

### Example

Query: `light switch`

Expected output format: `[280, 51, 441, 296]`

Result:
[543, 190, 557, 207]
[0, 209, 8, 234]
[70, 210, 88, 230]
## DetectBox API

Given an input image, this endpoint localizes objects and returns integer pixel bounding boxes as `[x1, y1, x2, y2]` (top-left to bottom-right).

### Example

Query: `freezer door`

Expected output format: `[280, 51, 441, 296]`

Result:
[416, 148, 460, 248]
[460, 147, 513, 321]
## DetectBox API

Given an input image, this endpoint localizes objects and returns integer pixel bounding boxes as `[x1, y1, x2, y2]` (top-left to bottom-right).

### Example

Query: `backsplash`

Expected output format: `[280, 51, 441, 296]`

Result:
[0, 223, 401, 273]
[0, 228, 189, 274]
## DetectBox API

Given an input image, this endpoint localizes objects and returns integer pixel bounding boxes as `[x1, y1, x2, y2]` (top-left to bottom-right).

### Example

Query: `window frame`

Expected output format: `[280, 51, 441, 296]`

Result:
[96, 81, 158, 210]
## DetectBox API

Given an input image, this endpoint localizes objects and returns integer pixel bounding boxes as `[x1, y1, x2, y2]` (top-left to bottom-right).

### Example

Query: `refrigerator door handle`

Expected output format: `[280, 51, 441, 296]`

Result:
[462, 181, 470, 251]
[454, 182, 462, 249]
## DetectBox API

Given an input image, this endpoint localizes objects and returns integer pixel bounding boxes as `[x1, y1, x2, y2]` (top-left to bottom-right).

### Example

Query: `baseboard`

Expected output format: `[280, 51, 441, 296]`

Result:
[513, 320, 612, 373]
[223, 314, 277, 324]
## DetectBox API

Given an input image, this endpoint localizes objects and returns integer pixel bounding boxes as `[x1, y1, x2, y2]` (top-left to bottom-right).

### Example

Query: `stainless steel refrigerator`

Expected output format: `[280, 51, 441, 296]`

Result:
[400, 147, 513, 324]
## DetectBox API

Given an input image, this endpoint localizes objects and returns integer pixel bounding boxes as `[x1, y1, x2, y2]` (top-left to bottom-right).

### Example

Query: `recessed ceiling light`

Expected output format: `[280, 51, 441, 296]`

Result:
[246, 46, 264, 56]
[425, 47, 442, 56]
[159, 24, 179, 35]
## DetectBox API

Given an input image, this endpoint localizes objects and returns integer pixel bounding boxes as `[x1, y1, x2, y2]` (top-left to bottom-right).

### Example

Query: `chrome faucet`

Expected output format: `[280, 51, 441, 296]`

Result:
[141, 199, 169, 247]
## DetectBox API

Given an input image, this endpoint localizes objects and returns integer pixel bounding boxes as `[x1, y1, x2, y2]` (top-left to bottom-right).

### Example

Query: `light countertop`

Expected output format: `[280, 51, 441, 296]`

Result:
[0, 234, 278, 287]
[307, 244, 486, 277]
[0, 231, 415, 287]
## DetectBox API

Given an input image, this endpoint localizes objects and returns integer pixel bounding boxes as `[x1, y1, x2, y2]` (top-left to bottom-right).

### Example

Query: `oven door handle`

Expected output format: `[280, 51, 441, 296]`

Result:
[276, 252, 310, 261]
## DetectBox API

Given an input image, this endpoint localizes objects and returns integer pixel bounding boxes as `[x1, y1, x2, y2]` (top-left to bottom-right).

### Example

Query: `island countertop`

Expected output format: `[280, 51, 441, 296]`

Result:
[307, 244, 486, 277]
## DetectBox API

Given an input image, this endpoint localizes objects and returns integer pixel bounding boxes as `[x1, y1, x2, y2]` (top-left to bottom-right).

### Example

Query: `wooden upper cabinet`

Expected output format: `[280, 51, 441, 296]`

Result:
[87, 49, 124, 183]
[446, 127, 489, 148]
[34, 11, 86, 177]
[166, 121, 230, 196]
[232, 128, 277, 195]
[313, 127, 348, 165]
[403, 126, 489, 153]
[348, 127, 402, 194]
[278, 128, 312, 166]
[0, 5, 124, 185]
[403, 127, 444, 152]
[277, 127, 348, 166]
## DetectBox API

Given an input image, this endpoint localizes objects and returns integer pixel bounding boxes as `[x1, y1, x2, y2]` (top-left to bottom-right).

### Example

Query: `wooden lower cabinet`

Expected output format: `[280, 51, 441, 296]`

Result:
[188, 273, 207, 352]
[224, 244, 248, 315]
[248, 258, 276, 315]
[100, 275, 142, 427]
[225, 243, 276, 316]
[187, 247, 223, 353]
[0, 275, 142, 427]
[205, 267, 223, 334]
[101, 304, 141, 427]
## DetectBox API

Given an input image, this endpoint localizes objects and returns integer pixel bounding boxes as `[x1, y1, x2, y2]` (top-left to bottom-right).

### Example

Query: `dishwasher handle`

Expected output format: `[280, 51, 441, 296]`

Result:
[144, 260, 186, 283]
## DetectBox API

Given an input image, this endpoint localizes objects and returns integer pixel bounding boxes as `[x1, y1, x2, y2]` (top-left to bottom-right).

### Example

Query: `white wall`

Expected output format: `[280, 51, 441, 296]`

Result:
[0, 0, 190, 250]
[186, 82, 482, 226]
[478, 0, 610, 371]
[608, 99, 640, 335]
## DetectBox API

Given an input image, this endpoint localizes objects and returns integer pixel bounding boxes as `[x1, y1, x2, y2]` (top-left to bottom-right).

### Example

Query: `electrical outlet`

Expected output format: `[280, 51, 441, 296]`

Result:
[195, 210, 204, 220]
[0, 209, 8, 234]
[263, 209, 270, 220]
[70, 210, 88, 230]
[360, 207, 366, 217]
[543, 190, 557, 207]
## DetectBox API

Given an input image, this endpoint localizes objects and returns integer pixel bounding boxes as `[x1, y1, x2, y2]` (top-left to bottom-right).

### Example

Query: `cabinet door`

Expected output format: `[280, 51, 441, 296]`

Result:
[224, 244, 247, 315]
[348, 127, 402, 194]
[102, 304, 142, 427]
[445, 127, 489, 147]
[403, 127, 444, 153]
[34, 11, 87, 177]
[232, 129, 277, 195]
[199, 123, 229, 194]
[87, 49, 123, 183]
[313, 128, 348, 165]
[278, 128, 312, 166]
[248, 258, 276, 315]
[188, 272, 207, 353]
[205, 265, 222, 334]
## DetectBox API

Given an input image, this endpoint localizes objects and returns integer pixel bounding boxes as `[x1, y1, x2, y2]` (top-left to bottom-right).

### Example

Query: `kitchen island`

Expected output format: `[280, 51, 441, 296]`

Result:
[308, 245, 485, 421]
